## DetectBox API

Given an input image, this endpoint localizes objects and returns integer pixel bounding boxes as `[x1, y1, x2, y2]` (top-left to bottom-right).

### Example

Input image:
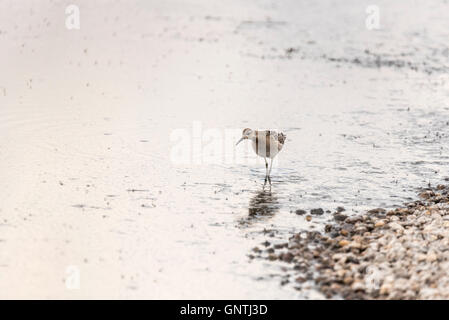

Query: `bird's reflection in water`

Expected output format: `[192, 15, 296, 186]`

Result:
[238, 185, 280, 227]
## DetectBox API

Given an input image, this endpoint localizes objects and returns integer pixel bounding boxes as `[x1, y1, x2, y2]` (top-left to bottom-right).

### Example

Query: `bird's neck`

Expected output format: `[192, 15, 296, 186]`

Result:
[248, 133, 257, 141]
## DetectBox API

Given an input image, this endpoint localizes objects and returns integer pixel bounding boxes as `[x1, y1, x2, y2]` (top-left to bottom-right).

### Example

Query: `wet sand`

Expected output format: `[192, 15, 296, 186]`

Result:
[1, 0, 449, 299]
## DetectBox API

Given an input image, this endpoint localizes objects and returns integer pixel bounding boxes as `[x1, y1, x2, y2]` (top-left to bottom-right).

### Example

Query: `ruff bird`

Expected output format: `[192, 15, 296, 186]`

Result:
[236, 128, 286, 182]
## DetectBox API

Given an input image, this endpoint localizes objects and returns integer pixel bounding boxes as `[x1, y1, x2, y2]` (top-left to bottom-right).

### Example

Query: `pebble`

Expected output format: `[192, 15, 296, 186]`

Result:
[427, 253, 437, 262]
[343, 277, 353, 285]
[334, 213, 347, 221]
[274, 243, 288, 249]
[268, 253, 277, 261]
[296, 276, 306, 283]
[351, 281, 365, 291]
[367, 208, 386, 215]
[280, 252, 294, 263]
[379, 283, 392, 295]
[338, 240, 350, 247]
[375, 220, 385, 227]
[419, 191, 435, 199]
[311, 208, 324, 215]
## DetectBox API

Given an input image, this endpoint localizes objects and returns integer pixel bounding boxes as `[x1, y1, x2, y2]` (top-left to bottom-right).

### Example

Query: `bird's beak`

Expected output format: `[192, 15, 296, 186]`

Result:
[236, 137, 244, 146]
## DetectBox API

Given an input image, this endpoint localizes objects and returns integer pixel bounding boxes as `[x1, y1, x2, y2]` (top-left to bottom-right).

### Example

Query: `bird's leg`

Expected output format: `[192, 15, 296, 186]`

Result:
[263, 158, 269, 184]
[265, 159, 272, 184]
[268, 158, 273, 176]
[264, 157, 268, 175]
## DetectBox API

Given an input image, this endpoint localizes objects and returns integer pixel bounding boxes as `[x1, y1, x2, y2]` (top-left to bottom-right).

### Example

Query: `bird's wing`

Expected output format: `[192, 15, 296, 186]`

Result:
[267, 130, 286, 145]
[277, 132, 286, 144]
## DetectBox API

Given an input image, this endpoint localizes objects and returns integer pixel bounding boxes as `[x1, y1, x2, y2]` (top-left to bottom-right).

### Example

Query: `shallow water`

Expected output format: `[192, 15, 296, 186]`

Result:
[1, 0, 449, 298]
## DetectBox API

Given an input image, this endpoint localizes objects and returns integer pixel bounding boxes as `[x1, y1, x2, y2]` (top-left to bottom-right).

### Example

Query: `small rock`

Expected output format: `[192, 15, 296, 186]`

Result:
[348, 241, 362, 249]
[427, 253, 437, 262]
[285, 47, 298, 54]
[367, 208, 386, 216]
[334, 213, 348, 222]
[375, 220, 385, 227]
[280, 252, 294, 263]
[418, 191, 434, 199]
[311, 208, 324, 215]
[295, 276, 306, 283]
[343, 277, 353, 285]
[379, 283, 392, 295]
[346, 216, 363, 224]
[388, 222, 404, 232]
[336, 269, 346, 277]
[328, 230, 339, 238]
[306, 215, 312, 222]
[351, 281, 365, 291]
[268, 253, 277, 261]
[295, 209, 307, 215]
[339, 240, 350, 247]
[274, 243, 288, 249]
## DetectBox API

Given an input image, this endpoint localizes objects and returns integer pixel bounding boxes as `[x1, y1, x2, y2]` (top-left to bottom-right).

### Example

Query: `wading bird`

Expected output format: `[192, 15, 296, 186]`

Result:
[236, 128, 286, 183]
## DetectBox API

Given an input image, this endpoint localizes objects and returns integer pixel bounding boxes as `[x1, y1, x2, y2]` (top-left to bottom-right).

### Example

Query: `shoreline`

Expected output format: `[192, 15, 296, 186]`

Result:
[258, 183, 449, 299]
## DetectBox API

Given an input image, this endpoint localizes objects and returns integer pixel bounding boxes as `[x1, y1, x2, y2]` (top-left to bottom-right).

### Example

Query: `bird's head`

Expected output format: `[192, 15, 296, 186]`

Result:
[236, 128, 253, 146]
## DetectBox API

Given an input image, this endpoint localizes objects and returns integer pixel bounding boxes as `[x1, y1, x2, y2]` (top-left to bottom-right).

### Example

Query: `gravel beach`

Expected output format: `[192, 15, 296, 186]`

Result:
[259, 183, 449, 299]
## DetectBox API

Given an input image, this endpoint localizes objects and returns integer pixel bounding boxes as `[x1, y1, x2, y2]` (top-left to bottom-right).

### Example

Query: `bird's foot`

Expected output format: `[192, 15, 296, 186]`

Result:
[264, 175, 272, 185]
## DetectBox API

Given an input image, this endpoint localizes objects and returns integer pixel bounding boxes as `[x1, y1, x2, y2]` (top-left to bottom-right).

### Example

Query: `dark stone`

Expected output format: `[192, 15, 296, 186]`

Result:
[311, 208, 324, 215]
[280, 279, 289, 286]
[262, 241, 271, 247]
[274, 243, 288, 249]
[330, 231, 340, 238]
[295, 276, 306, 283]
[367, 208, 386, 216]
[295, 209, 307, 215]
[280, 252, 294, 263]
[346, 216, 363, 224]
[334, 213, 348, 221]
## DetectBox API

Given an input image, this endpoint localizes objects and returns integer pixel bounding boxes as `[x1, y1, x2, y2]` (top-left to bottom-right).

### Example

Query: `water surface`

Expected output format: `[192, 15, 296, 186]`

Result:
[1, 0, 449, 298]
